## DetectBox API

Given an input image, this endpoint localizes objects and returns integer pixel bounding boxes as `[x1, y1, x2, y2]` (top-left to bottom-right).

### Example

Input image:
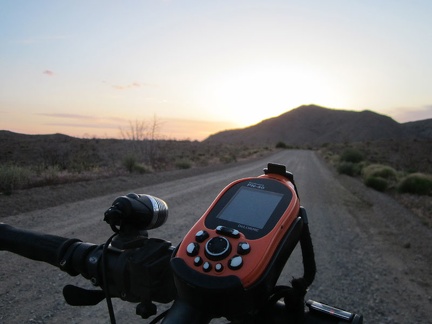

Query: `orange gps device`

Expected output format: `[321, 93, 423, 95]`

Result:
[170, 163, 305, 320]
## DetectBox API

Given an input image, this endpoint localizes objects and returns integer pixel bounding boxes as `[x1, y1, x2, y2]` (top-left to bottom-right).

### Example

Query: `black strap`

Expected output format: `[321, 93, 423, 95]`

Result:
[266, 208, 316, 321]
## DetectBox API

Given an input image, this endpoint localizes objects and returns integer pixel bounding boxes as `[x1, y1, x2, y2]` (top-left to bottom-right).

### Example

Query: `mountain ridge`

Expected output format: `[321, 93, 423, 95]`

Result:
[1, 105, 431, 145]
[204, 105, 432, 145]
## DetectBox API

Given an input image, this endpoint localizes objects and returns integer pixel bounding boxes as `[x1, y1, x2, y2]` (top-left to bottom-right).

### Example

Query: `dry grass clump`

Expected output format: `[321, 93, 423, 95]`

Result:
[0, 164, 32, 195]
[397, 173, 432, 195]
[362, 164, 398, 192]
[362, 164, 397, 180]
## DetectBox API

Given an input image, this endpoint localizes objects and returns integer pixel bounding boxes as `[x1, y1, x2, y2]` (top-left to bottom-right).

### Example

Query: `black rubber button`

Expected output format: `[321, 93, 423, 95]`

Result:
[205, 236, 231, 260]
[216, 225, 240, 238]
[195, 230, 209, 243]
[194, 256, 203, 266]
[186, 242, 199, 256]
[237, 242, 251, 255]
[228, 255, 243, 270]
[215, 263, 224, 272]
[203, 262, 212, 272]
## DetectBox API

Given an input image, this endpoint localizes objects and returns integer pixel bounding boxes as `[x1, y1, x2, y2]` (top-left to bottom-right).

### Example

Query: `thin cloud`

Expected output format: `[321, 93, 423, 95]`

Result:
[44, 122, 121, 130]
[112, 82, 141, 90]
[37, 113, 95, 120]
[104, 81, 157, 90]
[37, 113, 128, 124]
[43, 70, 54, 76]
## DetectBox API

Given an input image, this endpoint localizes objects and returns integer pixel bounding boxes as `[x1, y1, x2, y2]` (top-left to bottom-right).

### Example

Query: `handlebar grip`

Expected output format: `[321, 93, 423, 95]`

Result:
[0, 223, 74, 268]
[162, 299, 211, 324]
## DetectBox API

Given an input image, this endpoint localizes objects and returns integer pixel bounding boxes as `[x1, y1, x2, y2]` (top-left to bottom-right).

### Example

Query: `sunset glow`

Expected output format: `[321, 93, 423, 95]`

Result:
[196, 62, 347, 127]
[1, 1, 431, 140]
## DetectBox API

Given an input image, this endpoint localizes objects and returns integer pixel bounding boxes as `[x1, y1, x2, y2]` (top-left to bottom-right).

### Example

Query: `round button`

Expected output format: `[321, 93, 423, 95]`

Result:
[194, 256, 203, 266]
[237, 242, 251, 255]
[186, 242, 199, 256]
[203, 262, 212, 272]
[205, 236, 231, 260]
[195, 230, 209, 243]
[215, 263, 224, 272]
[228, 255, 243, 270]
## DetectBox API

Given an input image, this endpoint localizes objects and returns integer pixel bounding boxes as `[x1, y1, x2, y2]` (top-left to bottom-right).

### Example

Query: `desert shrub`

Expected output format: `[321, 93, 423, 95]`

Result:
[42, 165, 61, 183]
[276, 141, 289, 149]
[122, 155, 152, 173]
[361, 164, 398, 192]
[123, 155, 138, 173]
[362, 164, 397, 180]
[175, 159, 192, 169]
[397, 173, 432, 195]
[69, 141, 100, 172]
[364, 176, 388, 192]
[132, 163, 151, 174]
[340, 148, 364, 163]
[219, 154, 237, 164]
[337, 162, 361, 176]
[322, 150, 340, 166]
[0, 164, 32, 194]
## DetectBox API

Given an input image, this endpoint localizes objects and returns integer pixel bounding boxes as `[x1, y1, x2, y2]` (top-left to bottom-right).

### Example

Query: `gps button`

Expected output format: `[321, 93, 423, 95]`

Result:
[203, 262, 212, 272]
[186, 242, 199, 257]
[215, 263, 224, 272]
[195, 230, 209, 243]
[205, 236, 231, 260]
[194, 256, 203, 266]
[216, 226, 240, 238]
[237, 242, 251, 255]
[228, 255, 243, 270]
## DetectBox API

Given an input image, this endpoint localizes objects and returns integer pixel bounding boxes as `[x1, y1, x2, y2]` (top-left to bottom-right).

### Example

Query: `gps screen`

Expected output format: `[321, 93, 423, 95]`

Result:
[216, 186, 283, 229]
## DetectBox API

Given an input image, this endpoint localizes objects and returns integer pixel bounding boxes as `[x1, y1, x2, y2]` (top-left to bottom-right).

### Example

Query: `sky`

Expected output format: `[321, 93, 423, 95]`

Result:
[1, 0, 432, 140]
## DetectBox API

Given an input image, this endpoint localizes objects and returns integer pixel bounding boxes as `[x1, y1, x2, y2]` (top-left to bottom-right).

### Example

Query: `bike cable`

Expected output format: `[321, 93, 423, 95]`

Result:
[102, 232, 118, 324]
[148, 309, 169, 324]
[264, 215, 316, 321]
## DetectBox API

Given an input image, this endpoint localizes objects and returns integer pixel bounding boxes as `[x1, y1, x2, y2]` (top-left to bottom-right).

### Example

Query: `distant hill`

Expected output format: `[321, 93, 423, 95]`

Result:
[402, 119, 432, 139]
[204, 105, 432, 146]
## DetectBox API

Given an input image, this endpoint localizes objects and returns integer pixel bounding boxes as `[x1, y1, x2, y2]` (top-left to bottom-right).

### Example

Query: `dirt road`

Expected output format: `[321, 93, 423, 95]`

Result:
[1, 150, 431, 323]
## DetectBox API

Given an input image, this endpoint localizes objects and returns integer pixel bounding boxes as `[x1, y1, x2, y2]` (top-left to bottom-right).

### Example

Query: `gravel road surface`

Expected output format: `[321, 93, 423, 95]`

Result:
[1, 150, 431, 323]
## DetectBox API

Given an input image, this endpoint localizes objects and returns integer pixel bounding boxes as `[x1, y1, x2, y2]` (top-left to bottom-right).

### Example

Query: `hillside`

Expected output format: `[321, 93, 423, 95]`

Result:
[204, 105, 432, 146]
[402, 118, 432, 138]
[1, 105, 431, 178]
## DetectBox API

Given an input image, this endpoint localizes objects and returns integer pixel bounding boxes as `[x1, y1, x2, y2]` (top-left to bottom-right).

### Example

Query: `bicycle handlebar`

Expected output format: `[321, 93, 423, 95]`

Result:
[0, 223, 176, 317]
[0, 222, 363, 323]
[0, 223, 74, 268]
